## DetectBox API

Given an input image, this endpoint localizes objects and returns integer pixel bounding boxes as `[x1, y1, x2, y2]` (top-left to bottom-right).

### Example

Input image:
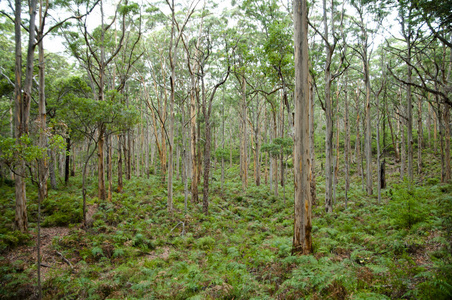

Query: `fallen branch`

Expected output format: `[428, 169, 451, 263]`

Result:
[40, 263, 53, 268]
[169, 221, 185, 237]
[55, 251, 73, 268]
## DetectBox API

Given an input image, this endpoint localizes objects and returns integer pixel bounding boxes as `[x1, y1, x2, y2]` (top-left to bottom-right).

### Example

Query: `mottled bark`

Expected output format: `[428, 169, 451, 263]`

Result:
[293, 0, 312, 255]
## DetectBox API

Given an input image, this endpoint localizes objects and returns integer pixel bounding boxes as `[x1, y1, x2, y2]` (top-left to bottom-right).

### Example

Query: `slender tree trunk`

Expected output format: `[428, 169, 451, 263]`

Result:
[434, 107, 438, 153]
[333, 92, 340, 206]
[145, 123, 150, 178]
[37, 9, 47, 296]
[65, 137, 71, 184]
[107, 134, 112, 200]
[376, 93, 382, 204]
[203, 123, 211, 214]
[443, 104, 451, 182]
[309, 79, 316, 206]
[417, 98, 423, 174]
[364, 60, 373, 195]
[355, 92, 362, 175]
[118, 134, 123, 193]
[427, 100, 432, 149]
[221, 92, 225, 192]
[344, 79, 350, 208]
[241, 76, 248, 192]
[98, 126, 106, 200]
[293, 0, 312, 255]
[127, 130, 132, 180]
[190, 74, 199, 204]
[400, 93, 406, 180]
[387, 102, 399, 162]
[323, 0, 333, 213]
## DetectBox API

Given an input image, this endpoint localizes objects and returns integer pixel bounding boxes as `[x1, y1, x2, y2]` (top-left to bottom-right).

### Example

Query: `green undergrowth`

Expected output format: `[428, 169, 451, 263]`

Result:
[1, 166, 452, 299]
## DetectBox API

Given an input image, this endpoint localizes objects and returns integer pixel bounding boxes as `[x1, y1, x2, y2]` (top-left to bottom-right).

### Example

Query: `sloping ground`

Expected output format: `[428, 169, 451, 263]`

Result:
[1, 163, 452, 299]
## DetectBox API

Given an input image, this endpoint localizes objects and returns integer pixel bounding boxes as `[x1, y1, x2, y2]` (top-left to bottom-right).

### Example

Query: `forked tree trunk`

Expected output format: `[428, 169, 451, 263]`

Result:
[14, 0, 38, 232]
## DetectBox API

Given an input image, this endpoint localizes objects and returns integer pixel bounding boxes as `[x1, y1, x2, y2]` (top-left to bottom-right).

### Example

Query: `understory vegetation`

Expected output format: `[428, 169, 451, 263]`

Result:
[1, 151, 452, 299]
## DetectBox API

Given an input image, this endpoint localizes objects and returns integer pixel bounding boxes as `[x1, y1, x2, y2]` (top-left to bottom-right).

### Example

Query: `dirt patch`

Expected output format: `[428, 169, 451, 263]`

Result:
[4, 226, 72, 282]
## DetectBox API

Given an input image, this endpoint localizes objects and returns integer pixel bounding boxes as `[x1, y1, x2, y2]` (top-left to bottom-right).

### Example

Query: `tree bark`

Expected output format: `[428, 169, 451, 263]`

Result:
[309, 78, 316, 207]
[241, 76, 248, 192]
[417, 98, 423, 174]
[344, 78, 350, 208]
[293, 0, 312, 255]
[118, 134, 123, 193]
[65, 137, 71, 184]
[443, 104, 451, 182]
[323, 0, 333, 213]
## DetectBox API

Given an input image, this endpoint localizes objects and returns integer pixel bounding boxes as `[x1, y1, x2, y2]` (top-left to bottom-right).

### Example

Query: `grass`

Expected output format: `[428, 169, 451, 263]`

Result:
[0, 154, 452, 299]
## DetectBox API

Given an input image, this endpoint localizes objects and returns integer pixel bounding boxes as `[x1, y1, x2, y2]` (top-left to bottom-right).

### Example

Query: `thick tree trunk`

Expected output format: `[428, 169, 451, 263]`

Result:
[293, 0, 312, 255]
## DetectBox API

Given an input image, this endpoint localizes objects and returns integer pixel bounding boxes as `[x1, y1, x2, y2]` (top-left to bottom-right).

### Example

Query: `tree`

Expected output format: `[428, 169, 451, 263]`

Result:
[293, 0, 312, 255]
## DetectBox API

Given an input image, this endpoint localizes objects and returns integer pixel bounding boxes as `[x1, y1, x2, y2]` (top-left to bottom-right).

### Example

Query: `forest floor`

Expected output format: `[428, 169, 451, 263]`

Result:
[1, 153, 452, 299]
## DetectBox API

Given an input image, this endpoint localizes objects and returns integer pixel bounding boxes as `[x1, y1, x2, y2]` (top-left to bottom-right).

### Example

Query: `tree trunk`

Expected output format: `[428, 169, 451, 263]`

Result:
[443, 104, 451, 182]
[49, 149, 57, 189]
[14, 0, 38, 232]
[399, 92, 406, 180]
[417, 98, 422, 174]
[355, 94, 361, 175]
[427, 100, 432, 149]
[309, 78, 316, 206]
[190, 73, 199, 204]
[241, 76, 248, 192]
[98, 125, 106, 200]
[293, 0, 312, 255]
[221, 92, 225, 192]
[344, 79, 350, 208]
[203, 122, 211, 214]
[65, 137, 71, 184]
[118, 134, 123, 193]
[364, 58, 373, 195]
[323, 0, 333, 213]
[107, 134, 112, 200]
